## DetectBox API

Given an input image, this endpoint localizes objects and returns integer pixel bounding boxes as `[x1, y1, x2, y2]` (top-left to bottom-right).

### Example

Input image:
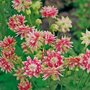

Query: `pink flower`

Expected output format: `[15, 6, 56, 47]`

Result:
[0, 36, 15, 48]
[44, 50, 63, 68]
[12, 0, 32, 12]
[43, 31, 55, 44]
[18, 80, 31, 90]
[16, 25, 33, 39]
[41, 6, 58, 18]
[0, 57, 14, 72]
[26, 31, 40, 47]
[8, 15, 25, 30]
[65, 57, 81, 69]
[80, 50, 90, 73]
[56, 37, 72, 53]
[23, 56, 41, 78]
[42, 67, 63, 80]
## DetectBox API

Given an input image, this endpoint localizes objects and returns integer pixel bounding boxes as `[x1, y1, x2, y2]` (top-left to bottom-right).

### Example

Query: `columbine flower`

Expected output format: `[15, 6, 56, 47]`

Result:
[8, 15, 25, 30]
[56, 37, 72, 53]
[23, 56, 41, 78]
[80, 50, 90, 73]
[65, 57, 81, 69]
[43, 31, 55, 44]
[16, 25, 33, 39]
[0, 36, 15, 48]
[26, 31, 41, 48]
[12, 0, 32, 12]
[40, 6, 58, 18]
[42, 67, 63, 80]
[18, 80, 31, 90]
[56, 16, 72, 32]
[80, 30, 90, 46]
[44, 50, 63, 67]
[0, 57, 14, 72]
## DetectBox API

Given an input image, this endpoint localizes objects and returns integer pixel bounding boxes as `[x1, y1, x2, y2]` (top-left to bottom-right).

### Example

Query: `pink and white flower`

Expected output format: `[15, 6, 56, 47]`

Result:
[18, 80, 31, 90]
[0, 57, 14, 72]
[23, 56, 41, 78]
[43, 31, 55, 44]
[26, 31, 40, 48]
[80, 50, 90, 73]
[12, 0, 32, 12]
[8, 15, 25, 30]
[56, 37, 72, 53]
[0, 36, 15, 48]
[44, 50, 63, 67]
[41, 6, 58, 18]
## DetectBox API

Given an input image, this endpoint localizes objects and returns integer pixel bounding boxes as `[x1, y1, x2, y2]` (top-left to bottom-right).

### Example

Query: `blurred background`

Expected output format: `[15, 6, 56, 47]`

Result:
[0, 0, 90, 90]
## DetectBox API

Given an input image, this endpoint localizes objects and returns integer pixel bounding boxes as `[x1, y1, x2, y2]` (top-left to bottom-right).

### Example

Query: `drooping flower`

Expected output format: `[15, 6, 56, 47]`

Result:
[18, 80, 31, 90]
[0, 57, 14, 72]
[23, 56, 41, 78]
[12, 0, 32, 12]
[44, 50, 63, 67]
[41, 6, 58, 18]
[80, 50, 90, 73]
[43, 31, 55, 44]
[56, 16, 72, 32]
[80, 30, 90, 46]
[56, 37, 72, 53]
[65, 57, 81, 69]
[8, 15, 25, 30]
[0, 36, 15, 48]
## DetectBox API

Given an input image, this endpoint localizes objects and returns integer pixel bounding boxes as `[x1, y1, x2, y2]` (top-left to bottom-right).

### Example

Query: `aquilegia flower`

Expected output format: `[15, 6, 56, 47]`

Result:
[55, 16, 72, 32]
[23, 56, 41, 78]
[41, 6, 58, 18]
[12, 0, 32, 12]
[80, 50, 90, 73]
[81, 30, 90, 46]
[8, 15, 25, 30]
[56, 37, 72, 53]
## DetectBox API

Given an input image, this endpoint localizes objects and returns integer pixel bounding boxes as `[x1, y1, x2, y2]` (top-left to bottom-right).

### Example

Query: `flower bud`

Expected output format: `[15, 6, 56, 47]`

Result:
[26, 9, 31, 15]
[31, 1, 42, 10]
[36, 19, 42, 25]
[50, 24, 59, 32]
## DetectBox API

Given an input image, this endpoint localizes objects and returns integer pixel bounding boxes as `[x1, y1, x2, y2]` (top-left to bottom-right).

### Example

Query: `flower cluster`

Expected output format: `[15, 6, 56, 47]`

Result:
[1, 1, 90, 90]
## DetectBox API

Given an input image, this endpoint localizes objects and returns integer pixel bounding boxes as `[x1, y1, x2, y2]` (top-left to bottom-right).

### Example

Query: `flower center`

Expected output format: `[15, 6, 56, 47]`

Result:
[29, 64, 37, 71]
[51, 57, 58, 64]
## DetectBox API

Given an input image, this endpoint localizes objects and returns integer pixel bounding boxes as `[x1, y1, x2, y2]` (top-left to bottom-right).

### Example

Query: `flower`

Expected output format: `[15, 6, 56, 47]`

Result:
[44, 50, 63, 67]
[80, 30, 90, 46]
[65, 57, 81, 69]
[18, 80, 31, 90]
[80, 50, 90, 73]
[42, 67, 63, 80]
[23, 56, 41, 78]
[0, 36, 15, 48]
[12, 0, 32, 12]
[16, 25, 33, 39]
[56, 16, 72, 32]
[0, 57, 14, 72]
[43, 31, 55, 44]
[26, 31, 41, 48]
[8, 15, 25, 30]
[56, 37, 72, 53]
[41, 6, 58, 18]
